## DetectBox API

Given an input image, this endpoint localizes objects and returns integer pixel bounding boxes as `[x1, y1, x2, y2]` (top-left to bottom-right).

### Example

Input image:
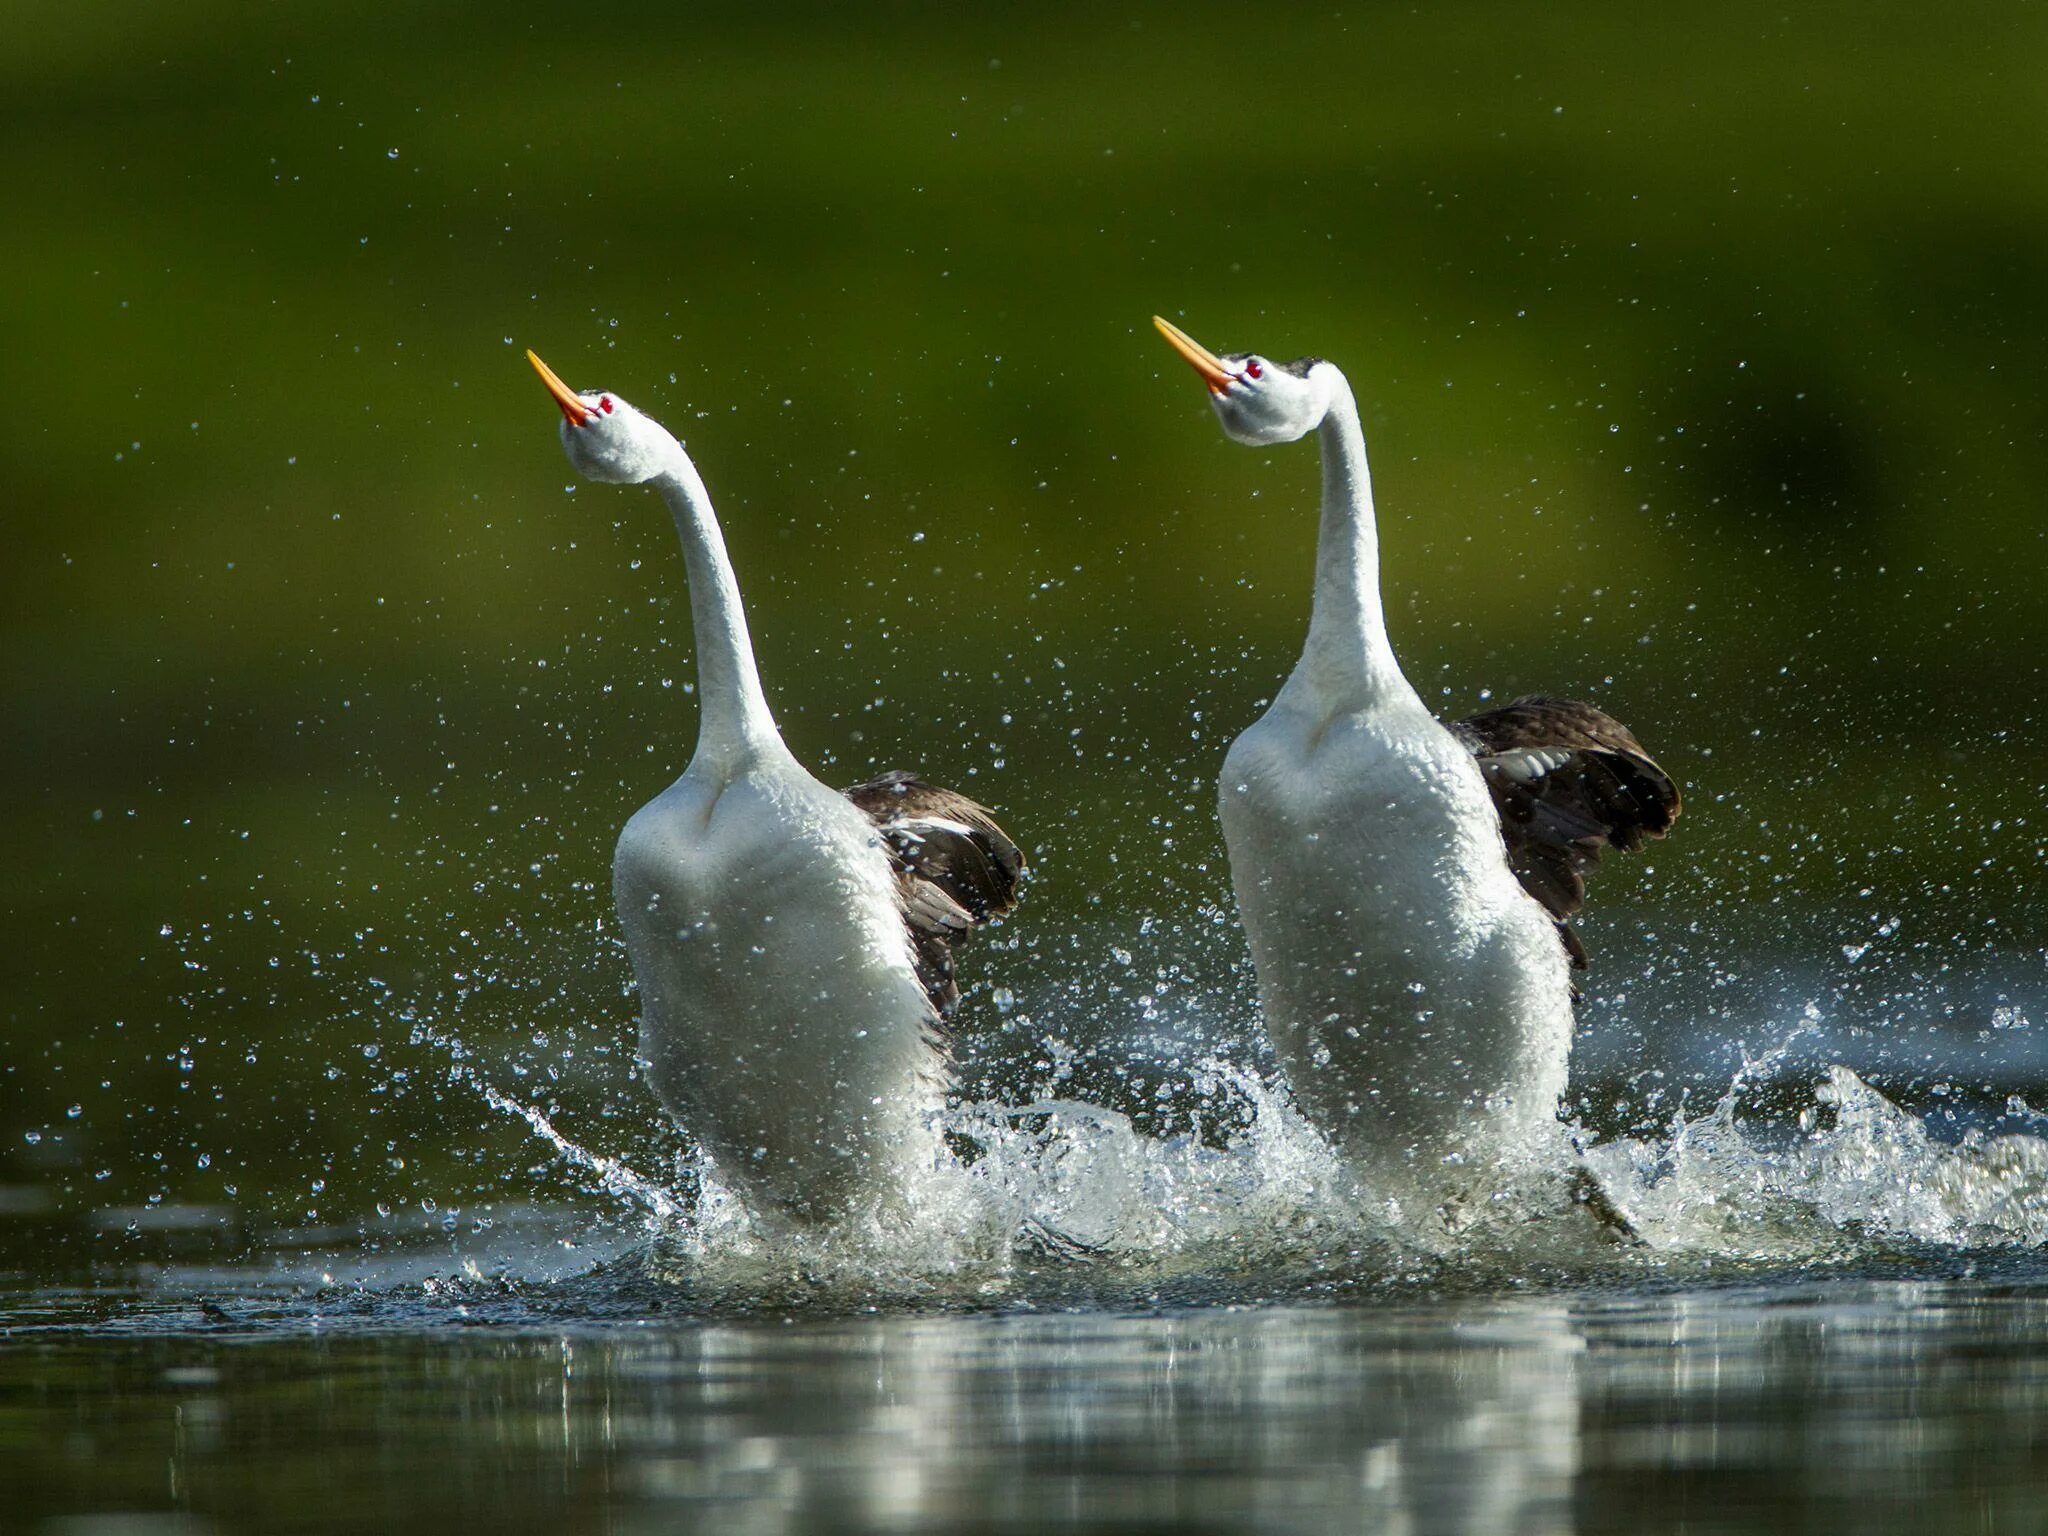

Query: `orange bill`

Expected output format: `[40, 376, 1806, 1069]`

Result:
[526, 348, 591, 427]
[1152, 315, 1234, 395]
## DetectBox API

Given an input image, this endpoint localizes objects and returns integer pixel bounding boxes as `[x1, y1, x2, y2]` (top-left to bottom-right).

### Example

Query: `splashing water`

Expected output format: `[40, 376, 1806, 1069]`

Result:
[1591, 1062, 2048, 1258]
[409, 975, 2048, 1311]
[478, 1086, 689, 1225]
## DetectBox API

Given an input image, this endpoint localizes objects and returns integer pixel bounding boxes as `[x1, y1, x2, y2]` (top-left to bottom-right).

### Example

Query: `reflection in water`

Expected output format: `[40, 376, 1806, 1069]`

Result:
[640, 1307, 1582, 1532]
[7, 1277, 2047, 1532]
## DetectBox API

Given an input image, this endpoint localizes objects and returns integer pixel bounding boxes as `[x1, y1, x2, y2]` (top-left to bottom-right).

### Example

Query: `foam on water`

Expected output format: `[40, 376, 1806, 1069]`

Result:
[456, 989, 2048, 1311]
[1593, 1064, 2048, 1258]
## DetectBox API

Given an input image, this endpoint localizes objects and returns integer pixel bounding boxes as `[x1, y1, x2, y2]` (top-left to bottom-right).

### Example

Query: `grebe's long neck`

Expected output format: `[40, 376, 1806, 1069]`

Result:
[651, 453, 783, 771]
[1290, 372, 1421, 715]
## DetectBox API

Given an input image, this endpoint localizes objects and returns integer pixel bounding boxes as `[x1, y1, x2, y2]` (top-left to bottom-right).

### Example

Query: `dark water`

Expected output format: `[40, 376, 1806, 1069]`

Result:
[12, 934, 2048, 1535]
[10, 4, 2048, 1530]
[8, 1254, 2048, 1535]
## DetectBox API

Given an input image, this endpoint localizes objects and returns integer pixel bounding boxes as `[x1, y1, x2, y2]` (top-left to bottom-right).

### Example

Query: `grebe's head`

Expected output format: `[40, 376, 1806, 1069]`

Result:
[525, 349, 679, 484]
[1152, 315, 1338, 448]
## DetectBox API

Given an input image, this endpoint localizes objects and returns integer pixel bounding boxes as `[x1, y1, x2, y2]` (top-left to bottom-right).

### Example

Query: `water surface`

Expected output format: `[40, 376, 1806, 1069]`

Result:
[10, 5, 2048, 1531]
[7, 1253, 2046, 1534]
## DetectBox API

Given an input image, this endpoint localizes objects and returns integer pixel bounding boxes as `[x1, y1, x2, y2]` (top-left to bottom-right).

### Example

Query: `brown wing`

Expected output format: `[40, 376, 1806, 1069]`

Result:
[844, 770, 1025, 1017]
[1449, 695, 1680, 973]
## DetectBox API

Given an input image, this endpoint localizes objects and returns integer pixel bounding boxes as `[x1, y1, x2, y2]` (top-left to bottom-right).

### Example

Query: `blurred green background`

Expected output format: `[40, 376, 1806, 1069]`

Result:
[4, 1, 2044, 1253]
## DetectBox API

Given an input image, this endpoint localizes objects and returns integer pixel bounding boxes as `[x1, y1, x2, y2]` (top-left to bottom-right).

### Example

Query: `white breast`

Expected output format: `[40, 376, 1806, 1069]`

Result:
[1219, 695, 1575, 1198]
[613, 758, 942, 1220]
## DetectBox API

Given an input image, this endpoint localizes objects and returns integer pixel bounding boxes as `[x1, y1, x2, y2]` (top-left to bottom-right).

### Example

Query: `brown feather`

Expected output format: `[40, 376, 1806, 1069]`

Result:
[843, 770, 1025, 1018]
[1449, 695, 1680, 974]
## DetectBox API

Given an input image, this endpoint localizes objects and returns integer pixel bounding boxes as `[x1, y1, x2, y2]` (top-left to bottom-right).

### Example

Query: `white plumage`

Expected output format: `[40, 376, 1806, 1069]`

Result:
[1154, 318, 1676, 1202]
[525, 351, 1020, 1221]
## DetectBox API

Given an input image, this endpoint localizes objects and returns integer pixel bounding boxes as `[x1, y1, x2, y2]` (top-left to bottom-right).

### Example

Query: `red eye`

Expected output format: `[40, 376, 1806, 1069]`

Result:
[1244, 360, 1264, 380]
[599, 396, 614, 414]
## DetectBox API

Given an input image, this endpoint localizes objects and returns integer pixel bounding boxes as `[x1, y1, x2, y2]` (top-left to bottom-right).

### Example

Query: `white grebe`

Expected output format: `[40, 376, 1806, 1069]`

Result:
[527, 350, 1022, 1221]
[1154, 317, 1677, 1200]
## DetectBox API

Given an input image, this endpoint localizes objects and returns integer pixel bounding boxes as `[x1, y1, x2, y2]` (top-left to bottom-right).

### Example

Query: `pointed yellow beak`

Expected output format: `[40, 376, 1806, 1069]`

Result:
[1152, 315, 1235, 396]
[526, 348, 591, 428]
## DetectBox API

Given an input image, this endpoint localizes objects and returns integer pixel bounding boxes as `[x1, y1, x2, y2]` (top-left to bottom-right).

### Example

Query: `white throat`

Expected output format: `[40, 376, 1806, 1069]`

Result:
[644, 445, 784, 774]
[1285, 370, 1420, 716]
